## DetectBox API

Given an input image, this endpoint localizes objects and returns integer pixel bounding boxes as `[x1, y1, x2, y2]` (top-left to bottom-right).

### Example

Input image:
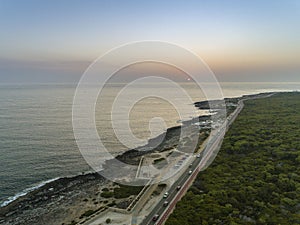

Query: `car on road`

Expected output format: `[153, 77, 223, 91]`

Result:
[163, 192, 169, 198]
[188, 170, 193, 175]
[163, 201, 169, 206]
[152, 214, 160, 221]
[196, 154, 201, 158]
[176, 185, 181, 190]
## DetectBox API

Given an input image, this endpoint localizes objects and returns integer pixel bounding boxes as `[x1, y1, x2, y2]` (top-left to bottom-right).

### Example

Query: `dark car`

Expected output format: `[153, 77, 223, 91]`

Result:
[176, 185, 181, 190]
[163, 201, 169, 206]
[152, 214, 160, 221]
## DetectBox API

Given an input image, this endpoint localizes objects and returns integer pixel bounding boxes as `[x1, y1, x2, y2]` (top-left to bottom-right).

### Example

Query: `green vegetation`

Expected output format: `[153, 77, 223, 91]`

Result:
[166, 92, 300, 225]
[167, 151, 174, 157]
[67, 221, 76, 225]
[153, 157, 168, 169]
[100, 191, 114, 198]
[106, 218, 111, 223]
[113, 184, 143, 199]
[225, 97, 240, 116]
[79, 209, 96, 219]
[158, 183, 167, 188]
[107, 201, 116, 207]
[153, 183, 167, 196]
[195, 131, 210, 153]
[153, 157, 166, 164]
[78, 206, 107, 221]
[100, 184, 143, 199]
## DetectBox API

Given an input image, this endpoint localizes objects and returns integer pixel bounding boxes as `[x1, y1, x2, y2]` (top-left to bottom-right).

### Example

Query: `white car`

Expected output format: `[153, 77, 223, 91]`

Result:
[163, 192, 169, 198]
[188, 170, 193, 175]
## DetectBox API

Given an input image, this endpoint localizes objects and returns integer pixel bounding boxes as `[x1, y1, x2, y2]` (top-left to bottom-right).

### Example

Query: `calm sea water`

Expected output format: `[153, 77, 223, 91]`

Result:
[0, 82, 299, 206]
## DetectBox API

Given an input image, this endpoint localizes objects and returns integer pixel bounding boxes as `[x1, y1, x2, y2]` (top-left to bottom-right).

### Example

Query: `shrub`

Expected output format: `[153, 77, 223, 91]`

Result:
[79, 209, 95, 219]
[101, 191, 114, 198]
[113, 185, 143, 199]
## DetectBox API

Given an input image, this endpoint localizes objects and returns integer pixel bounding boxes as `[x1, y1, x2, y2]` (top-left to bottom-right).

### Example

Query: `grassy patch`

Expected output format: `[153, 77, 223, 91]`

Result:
[153, 157, 166, 164]
[79, 210, 95, 219]
[100, 191, 114, 198]
[113, 184, 143, 199]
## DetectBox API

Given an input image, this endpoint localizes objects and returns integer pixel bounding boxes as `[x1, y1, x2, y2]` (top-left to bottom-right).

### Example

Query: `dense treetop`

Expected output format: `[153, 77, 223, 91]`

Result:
[166, 92, 300, 225]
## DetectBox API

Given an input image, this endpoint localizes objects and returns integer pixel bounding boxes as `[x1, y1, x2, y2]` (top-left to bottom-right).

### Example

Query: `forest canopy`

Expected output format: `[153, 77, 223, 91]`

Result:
[166, 92, 300, 225]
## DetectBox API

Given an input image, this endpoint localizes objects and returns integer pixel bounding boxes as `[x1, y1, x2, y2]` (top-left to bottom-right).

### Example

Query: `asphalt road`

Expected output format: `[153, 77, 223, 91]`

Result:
[140, 154, 203, 225]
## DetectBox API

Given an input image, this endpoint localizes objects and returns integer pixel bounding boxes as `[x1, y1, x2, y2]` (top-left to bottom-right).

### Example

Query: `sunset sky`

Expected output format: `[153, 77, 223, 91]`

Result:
[0, 0, 299, 83]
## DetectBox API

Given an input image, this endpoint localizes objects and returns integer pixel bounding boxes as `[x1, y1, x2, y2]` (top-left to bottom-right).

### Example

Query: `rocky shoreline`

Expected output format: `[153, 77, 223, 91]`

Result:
[0, 172, 108, 225]
[0, 122, 204, 225]
[1, 94, 263, 225]
[0, 115, 213, 225]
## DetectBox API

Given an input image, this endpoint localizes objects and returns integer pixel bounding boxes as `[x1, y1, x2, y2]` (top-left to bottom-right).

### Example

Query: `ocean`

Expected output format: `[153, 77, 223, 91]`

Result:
[0, 82, 299, 206]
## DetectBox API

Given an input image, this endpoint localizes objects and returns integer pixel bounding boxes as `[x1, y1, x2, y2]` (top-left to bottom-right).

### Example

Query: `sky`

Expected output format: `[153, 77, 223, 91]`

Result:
[0, 0, 299, 83]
